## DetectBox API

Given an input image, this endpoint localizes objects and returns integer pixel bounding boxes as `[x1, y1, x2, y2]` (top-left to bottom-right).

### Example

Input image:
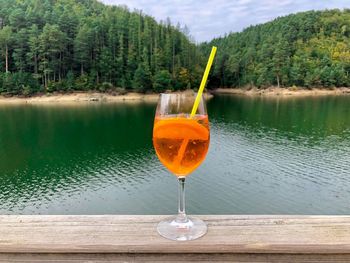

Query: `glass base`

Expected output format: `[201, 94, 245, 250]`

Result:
[157, 216, 207, 241]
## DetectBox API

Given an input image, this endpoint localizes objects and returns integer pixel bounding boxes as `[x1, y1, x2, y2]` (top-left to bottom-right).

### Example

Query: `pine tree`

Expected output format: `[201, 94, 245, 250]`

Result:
[74, 24, 93, 76]
[0, 0, 202, 95]
[0, 26, 13, 73]
[153, 70, 172, 92]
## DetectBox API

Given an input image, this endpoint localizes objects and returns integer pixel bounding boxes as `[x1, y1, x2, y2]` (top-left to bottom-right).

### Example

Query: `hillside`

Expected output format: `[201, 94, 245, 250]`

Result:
[0, 0, 203, 95]
[201, 9, 350, 89]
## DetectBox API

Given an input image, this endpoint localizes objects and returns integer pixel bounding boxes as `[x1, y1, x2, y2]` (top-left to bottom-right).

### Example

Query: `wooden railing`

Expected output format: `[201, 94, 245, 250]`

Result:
[1, 215, 350, 262]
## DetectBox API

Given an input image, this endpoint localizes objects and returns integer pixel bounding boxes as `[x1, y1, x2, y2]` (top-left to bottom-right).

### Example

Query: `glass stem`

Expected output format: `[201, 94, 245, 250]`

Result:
[176, 177, 188, 223]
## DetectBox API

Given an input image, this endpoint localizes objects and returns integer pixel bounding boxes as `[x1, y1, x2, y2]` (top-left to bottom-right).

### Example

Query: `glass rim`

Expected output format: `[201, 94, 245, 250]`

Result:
[158, 91, 203, 96]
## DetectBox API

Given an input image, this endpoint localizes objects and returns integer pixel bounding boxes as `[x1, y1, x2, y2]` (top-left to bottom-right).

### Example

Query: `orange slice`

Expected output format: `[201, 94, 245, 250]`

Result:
[153, 118, 209, 140]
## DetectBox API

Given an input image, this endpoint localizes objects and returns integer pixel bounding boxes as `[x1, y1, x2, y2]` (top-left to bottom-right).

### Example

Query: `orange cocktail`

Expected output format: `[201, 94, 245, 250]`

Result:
[153, 46, 216, 241]
[153, 115, 210, 176]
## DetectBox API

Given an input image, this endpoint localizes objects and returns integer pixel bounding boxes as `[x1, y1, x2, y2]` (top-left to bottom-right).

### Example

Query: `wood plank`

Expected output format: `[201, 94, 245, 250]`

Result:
[1, 253, 350, 262]
[1, 215, 350, 258]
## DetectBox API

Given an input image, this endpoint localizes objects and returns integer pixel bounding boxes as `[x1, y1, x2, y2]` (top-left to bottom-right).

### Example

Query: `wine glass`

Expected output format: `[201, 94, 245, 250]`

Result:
[152, 91, 210, 241]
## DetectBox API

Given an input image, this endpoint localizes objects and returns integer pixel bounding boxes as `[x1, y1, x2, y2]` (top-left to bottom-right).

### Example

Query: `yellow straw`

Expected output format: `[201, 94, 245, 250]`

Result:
[173, 47, 217, 169]
[190, 46, 217, 118]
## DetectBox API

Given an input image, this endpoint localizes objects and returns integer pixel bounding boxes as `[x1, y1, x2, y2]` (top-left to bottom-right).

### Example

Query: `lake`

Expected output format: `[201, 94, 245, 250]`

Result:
[0, 94, 349, 215]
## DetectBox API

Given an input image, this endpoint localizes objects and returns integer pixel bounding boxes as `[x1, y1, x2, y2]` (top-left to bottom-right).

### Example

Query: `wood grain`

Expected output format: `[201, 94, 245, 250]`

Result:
[1, 253, 350, 262]
[0, 215, 350, 262]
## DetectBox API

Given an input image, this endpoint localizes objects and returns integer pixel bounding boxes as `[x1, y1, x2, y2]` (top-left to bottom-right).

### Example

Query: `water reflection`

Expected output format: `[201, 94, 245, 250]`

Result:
[204, 95, 350, 214]
[0, 95, 349, 214]
[208, 95, 350, 138]
[0, 103, 169, 214]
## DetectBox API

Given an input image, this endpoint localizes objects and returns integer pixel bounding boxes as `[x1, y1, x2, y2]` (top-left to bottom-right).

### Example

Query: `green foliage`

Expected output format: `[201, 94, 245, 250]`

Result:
[0, 26, 13, 73]
[74, 74, 90, 91]
[133, 64, 152, 92]
[98, 82, 113, 92]
[153, 70, 172, 92]
[201, 9, 350, 88]
[0, 0, 202, 95]
[65, 71, 75, 91]
[0, 72, 40, 95]
[4, 2, 349, 93]
[175, 67, 191, 90]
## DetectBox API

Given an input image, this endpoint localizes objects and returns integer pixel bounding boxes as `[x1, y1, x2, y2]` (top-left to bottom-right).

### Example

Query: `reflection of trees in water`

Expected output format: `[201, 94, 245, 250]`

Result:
[206, 96, 350, 214]
[0, 104, 158, 212]
[1, 97, 350, 214]
[0, 104, 155, 171]
[208, 95, 350, 140]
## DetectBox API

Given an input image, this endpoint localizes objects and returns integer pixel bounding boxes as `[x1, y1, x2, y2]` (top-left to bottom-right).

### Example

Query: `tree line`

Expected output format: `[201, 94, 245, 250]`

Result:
[1, 1, 349, 95]
[0, 0, 203, 96]
[201, 9, 350, 89]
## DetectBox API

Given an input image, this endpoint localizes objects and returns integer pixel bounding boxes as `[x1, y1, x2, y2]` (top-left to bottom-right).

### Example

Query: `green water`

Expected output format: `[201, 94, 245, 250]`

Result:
[0, 95, 349, 214]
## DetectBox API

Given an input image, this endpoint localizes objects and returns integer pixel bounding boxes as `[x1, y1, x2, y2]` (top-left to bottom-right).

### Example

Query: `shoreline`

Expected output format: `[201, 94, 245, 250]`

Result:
[211, 87, 350, 97]
[0, 86, 348, 104]
[0, 92, 159, 104]
[0, 92, 214, 105]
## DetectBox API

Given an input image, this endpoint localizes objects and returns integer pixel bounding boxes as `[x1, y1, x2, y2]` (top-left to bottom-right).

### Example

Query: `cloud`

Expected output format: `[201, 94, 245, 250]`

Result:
[100, 0, 350, 43]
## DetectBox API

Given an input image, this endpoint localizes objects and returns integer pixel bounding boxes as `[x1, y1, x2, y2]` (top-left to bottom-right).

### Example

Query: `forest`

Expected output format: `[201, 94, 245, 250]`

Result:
[201, 9, 350, 89]
[0, 1, 350, 95]
[0, 0, 203, 95]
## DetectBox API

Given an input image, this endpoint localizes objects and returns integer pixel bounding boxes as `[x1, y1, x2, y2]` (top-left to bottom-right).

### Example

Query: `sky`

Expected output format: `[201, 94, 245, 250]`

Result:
[100, 0, 350, 43]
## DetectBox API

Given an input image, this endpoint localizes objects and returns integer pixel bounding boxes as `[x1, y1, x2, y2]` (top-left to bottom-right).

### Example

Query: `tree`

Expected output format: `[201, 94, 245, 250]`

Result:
[200, 9, 350, 89]
[153, 70, 172, 92]
[13, 28, 28, 72]
[115, 33, 125, 87]
[38, 24, 67, 87]
[0, 26, 13, 73]
[133, 63, 152, 91]
[175, 67, 191, 90]
[272, 37, 290, 87]
[9, 8, 26, 30]
[0, 0, 203, 94]
[27, 25, 40, 75]
[74, 24, 93, 76]
[99, 47, 113, 83]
